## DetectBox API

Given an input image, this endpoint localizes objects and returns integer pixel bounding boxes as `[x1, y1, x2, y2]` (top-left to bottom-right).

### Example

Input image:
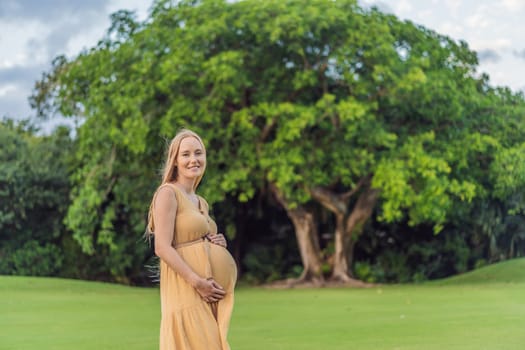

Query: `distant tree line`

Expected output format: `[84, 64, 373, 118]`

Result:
[2, 0, 524, 285]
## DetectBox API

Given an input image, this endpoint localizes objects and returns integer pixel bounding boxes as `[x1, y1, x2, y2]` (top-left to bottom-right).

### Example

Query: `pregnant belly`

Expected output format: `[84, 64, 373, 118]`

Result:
[177, 242, 237, 293]
[208, 244, 237, 292]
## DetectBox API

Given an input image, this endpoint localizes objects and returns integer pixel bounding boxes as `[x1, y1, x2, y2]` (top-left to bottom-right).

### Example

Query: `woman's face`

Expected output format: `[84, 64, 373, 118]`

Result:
[176, 136, 206, 180]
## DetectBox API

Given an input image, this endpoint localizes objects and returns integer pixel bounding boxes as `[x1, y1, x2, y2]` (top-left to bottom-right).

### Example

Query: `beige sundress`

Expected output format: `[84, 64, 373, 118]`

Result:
[154, 183, 237, 350]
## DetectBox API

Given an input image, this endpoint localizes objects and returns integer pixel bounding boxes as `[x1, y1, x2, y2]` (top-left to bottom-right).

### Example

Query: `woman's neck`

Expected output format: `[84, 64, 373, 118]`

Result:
[173, 179, 195, 194]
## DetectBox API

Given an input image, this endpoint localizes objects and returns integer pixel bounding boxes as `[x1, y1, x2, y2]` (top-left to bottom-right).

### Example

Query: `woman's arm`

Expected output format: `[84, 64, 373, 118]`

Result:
[153, 186, 225, 302]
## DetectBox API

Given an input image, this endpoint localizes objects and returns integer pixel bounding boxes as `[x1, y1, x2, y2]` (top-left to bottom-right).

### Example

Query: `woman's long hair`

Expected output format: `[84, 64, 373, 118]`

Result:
[145, 129, 206, 236]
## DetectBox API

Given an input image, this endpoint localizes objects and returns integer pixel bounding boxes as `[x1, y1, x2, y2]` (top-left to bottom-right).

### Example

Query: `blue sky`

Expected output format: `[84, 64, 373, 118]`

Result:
[1, 0, 524, 130]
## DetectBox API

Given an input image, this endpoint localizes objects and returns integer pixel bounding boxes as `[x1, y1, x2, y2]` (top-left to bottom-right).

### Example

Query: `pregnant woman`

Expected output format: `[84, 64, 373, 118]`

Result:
[146, 129, 237, 350]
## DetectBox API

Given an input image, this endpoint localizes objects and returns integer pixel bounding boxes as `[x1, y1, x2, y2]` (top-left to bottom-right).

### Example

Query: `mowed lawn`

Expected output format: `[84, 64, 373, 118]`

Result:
[1, 258, 524, 350]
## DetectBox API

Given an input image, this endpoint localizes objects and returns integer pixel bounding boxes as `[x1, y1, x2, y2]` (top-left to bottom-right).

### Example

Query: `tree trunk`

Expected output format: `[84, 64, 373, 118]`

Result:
[310, 184, 379, 282]
[331, 214, 352, 281]
[270, 184, 324, 283]
[287, 205, 324, 282]
[331, 187, 379, 280]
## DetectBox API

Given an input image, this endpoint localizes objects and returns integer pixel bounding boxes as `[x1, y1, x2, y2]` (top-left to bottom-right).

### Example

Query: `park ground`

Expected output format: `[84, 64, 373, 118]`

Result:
[1, 258, 524, 350]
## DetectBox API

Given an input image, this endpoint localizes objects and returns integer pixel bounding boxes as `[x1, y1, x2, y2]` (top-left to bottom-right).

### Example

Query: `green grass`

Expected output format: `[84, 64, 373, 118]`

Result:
[430, 257, 525, 285]
[1, 258, 525, 349]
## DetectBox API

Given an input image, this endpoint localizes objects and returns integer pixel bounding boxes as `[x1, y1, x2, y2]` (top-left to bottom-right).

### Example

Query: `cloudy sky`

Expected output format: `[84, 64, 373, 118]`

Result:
[0, 0, 150, 127]
[364, 0, 525, 91]
[1, 0, 525, 130]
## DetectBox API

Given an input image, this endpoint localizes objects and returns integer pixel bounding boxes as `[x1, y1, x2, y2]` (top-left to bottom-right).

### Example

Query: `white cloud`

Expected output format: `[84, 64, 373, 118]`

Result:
[436, 22, 465, 38]
[502, 0, 525, 11]
[108, 0, 150, 19]
[0, 59, 15, 69]
[470, 38, 512, 51]
[444, 0, 462, 17]
[394, 0, 412, 13]
[0, 19, 52, 67]
[416, 9, 433, 20]
[0, 84, 17, 97]
[465, 12, 490, 29]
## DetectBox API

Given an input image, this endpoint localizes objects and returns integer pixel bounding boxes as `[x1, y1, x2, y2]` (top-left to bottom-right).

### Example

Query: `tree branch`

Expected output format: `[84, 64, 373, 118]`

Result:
[257, 118, 276, 156]
[341, 174, 372, 201]
[309, 186, 346, 215]
[268, 182, 287, 209]
[260, 118, 276, 143]
[344, 187, 379, 234]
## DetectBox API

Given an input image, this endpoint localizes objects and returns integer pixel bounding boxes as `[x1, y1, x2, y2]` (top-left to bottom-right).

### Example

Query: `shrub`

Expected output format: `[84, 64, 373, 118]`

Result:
[0, 240, 63, 276]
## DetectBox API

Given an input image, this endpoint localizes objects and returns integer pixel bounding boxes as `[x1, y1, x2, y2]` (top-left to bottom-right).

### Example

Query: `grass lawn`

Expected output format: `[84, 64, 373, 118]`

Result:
[1, 258, 524, 349]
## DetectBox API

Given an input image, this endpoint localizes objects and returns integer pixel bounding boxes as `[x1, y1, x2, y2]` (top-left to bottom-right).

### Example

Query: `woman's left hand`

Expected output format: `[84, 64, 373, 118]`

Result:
[208, 233, 227, 248]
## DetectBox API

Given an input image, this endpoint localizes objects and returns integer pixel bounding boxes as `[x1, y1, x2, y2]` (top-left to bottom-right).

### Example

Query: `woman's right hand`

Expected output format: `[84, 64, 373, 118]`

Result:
[194, 277, 226, 303]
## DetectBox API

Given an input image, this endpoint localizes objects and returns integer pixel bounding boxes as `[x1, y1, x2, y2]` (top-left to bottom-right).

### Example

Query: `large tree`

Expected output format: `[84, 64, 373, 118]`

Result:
[32, 0, 525, 283]
[210, 1, 523, 282]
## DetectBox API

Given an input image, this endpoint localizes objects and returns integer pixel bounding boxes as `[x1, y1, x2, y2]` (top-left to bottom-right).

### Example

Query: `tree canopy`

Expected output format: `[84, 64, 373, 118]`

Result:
[31, 0, 525, 283]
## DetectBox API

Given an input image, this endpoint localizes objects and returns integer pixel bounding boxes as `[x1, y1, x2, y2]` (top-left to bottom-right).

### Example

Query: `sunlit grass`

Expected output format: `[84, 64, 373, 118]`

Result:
[1, 258, 524, 349]
[1, 277, 158, 350]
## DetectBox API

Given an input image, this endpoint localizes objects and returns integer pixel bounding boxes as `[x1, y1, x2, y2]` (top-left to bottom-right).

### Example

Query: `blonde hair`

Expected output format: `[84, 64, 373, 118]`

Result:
[145, 129, 206, 235]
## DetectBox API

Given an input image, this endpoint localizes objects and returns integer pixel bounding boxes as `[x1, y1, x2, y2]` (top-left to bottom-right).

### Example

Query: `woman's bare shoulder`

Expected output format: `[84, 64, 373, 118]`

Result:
[154, 184, 179, 208]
